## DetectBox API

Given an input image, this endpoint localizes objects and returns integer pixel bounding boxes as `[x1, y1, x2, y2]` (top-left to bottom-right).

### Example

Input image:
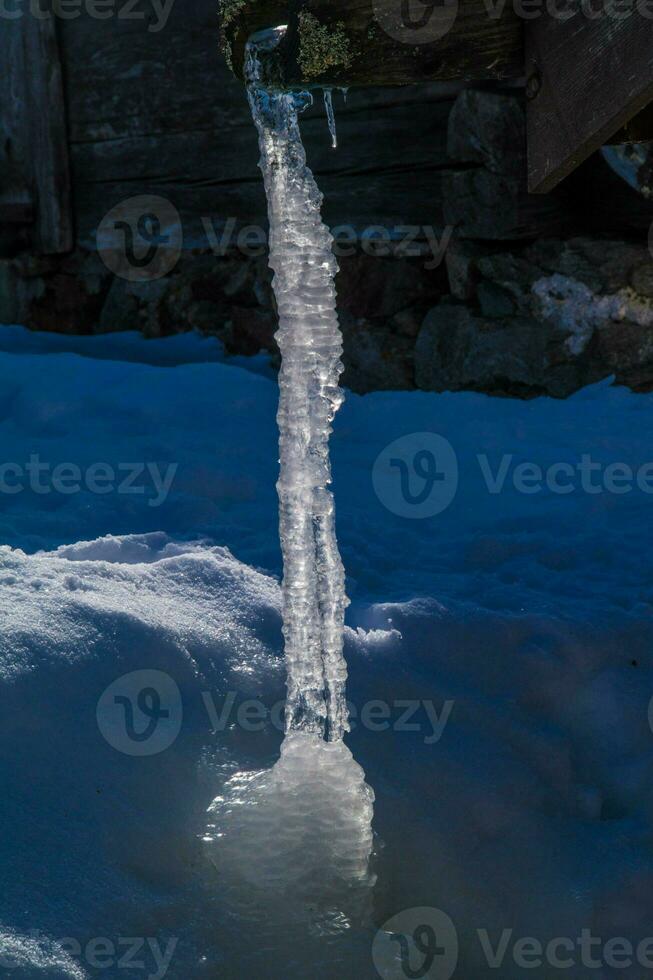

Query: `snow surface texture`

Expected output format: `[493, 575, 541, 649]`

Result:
[247, 32, 350, 740]
[2, 326, 653, 976]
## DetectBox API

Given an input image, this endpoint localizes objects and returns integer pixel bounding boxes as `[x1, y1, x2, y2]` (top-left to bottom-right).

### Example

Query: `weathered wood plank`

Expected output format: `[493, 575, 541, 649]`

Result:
[56, 4, 456, 247]
[220, 0, 523, 86]
[69, 94, 453, 248]
[526, 12, 653, 193]
[72, 166, 451, 250]
[0, 203, 34, 224]
[0, 21, 34, 231]
[22, 13, 73, 253]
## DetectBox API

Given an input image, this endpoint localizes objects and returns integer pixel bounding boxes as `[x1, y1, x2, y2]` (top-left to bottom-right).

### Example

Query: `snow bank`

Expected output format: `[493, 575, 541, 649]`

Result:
[1, 326, 653, 978]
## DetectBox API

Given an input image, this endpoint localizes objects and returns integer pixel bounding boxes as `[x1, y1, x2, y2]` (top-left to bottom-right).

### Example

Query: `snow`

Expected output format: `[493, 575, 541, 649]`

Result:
[1, 324, 653, 978]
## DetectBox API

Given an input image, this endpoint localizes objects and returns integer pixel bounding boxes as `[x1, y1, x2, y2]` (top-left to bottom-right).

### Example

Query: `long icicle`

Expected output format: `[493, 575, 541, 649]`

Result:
[246, 29, 349, 741]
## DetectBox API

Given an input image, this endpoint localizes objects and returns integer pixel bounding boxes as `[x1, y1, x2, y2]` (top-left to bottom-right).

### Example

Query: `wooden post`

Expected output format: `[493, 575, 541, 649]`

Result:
[0, 13, 73, 254]
[22, 13, 73, 253]
[525, 12, 653, 194]
[0, 20, 33, 228]
[220, 0, 523, 86]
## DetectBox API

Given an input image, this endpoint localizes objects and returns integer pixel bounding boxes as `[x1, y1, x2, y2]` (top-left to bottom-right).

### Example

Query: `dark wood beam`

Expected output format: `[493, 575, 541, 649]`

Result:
[526, 13, 653, 194]
[219, 0, 523, 86]
[0, 202, 33, 224]
[22, 13, 74, 253]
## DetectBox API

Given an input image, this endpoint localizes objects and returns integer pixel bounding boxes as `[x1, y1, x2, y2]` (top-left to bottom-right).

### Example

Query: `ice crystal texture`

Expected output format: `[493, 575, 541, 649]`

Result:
[205, 733, 375, 936]
[246, 31, 349, 741]
[202, 34, 376, 931]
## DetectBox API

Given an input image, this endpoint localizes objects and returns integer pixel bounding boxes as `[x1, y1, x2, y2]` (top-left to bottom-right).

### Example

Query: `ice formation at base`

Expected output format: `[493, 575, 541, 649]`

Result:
[203, 29, 375, 923]
[205, 733, 375, 935]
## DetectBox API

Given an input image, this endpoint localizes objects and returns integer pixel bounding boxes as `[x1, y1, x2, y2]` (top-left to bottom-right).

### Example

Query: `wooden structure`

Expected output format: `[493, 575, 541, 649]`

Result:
[526, 14, 653, 192]
[0, 3, 472, 259]
[0, 0, 650, 261]
[221, 0, 653, 193]
[221, 0, 523, 86]
[0, 11, 72, 253]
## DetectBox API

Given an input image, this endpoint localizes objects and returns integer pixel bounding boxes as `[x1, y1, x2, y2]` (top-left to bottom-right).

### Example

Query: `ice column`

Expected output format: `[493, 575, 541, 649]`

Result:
[246, 29, 349, 741]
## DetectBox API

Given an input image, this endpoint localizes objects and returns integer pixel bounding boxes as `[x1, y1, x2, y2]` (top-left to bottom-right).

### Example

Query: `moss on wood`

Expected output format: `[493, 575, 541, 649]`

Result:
[218, 0, 247, 69]
[297, 11, 355, 81]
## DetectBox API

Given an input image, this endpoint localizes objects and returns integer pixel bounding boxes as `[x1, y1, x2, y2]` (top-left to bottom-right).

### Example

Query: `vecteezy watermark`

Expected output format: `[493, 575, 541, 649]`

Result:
[0, 0, 176, 31]
[476, 454, 653, 496]
[0, 932, 178, 979]
[373, 433, 459, 519]
[97, 670, 183, 756]
[97, 671, 455, 755]
[373, 909, 653, 977]
[97, 196, 183, 282]
[204, 218, 454, 271]
[373, 434, 653, 518]
[0, 456, 177, 507]
[97, 196, 454, 281]
[202, 692, 455, 745]
[475, 929, 653, 970]
[371, 0, 653, 47]
[373, 0, 460, 44]
[486, 0, 653, 20]
[373, 907, 459, 980]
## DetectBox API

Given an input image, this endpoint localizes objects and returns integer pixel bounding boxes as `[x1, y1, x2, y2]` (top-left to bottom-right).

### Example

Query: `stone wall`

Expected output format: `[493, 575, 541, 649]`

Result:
[3, 232, 652, 398]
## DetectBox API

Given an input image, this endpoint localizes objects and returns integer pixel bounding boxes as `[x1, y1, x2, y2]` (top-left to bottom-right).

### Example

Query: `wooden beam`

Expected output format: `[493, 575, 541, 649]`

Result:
[526, 13, 653, 194]
[220, 0, 523, 86]
[608, 101, 653, 143]
[0, 202, 33, 224]
[22, 14, 73, 253]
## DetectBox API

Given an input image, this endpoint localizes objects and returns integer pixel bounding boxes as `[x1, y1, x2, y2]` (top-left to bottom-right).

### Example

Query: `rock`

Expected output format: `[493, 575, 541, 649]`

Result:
[477, 280, 515, 318]
[596, 318, 653, 391]
[336, 253, 443, 321]
[340, 314, 415, 394]
[224, 306, 278, 356]
[632, 262, 653, 299]
[443, 168, 569, 240]
[444, 90, 569, 241]
[444, 239, 496, 302]
[96, 278, 141, 334]
[447, 89, 526, 177]
[415, 302, 589, 399]
[0, 261, 25, 324]
[416, 237, 653, 398]
[2, 232, 652, 399]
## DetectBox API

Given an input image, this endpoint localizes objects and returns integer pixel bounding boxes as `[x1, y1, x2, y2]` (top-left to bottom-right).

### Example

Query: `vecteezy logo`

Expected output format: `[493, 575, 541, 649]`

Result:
[373, 433, 458, 518]
[373, 907, 459, 980]
[97, 196, 183, 282]
[373, 0, 459, 45]
[97, 670, 183, 756]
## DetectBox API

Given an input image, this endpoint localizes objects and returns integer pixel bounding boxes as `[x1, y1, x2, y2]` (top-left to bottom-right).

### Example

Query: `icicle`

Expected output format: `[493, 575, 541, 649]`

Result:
[323, 88, 337, 149]
[203, 30, 375, 933]
[245, 30, 349, 741]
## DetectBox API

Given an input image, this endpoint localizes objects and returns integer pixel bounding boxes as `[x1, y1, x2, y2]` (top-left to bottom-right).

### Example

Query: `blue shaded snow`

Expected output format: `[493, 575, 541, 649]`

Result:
[1, 325, 653, 978]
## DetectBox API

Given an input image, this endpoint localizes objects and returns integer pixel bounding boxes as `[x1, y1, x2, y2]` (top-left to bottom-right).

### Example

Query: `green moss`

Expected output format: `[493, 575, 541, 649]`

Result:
[218, 0, 247, 69]
[297, 11, 355, 81]
[219, 0, 246, 30]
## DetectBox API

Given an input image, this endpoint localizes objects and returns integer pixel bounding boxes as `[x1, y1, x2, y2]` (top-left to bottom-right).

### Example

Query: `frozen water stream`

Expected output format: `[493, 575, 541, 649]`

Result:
[204, 28, 375, 936]
[245, 28, 350, 743]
